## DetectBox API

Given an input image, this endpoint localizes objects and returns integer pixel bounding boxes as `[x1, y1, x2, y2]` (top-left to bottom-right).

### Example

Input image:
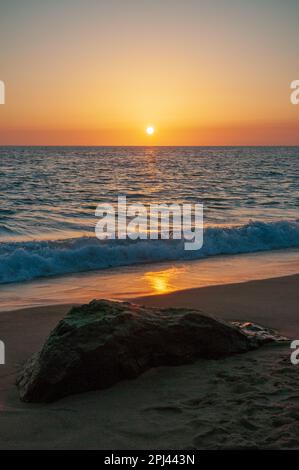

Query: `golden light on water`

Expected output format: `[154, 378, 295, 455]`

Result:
[143, 267, 185, 295]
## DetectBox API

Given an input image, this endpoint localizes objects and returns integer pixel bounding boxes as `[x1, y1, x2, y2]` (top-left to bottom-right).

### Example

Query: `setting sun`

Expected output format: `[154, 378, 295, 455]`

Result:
[146, 126, 155, 135]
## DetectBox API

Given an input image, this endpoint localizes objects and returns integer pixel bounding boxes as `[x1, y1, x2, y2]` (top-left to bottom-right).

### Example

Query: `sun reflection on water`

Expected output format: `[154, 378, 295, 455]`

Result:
[142, 267, 186, 295]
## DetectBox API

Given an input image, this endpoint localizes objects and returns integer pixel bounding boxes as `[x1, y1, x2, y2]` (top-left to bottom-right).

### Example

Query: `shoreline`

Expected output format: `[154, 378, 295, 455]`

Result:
[132, 273, 299, 339]
[0, 273, 297, 336]
[1, 273, 298, 394]
[0, 273, 298, 449]
[1, 247, 299, 313]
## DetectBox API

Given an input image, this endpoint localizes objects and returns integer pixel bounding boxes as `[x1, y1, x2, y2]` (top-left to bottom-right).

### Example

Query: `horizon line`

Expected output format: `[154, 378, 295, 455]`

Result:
[1, 144, 299, 148]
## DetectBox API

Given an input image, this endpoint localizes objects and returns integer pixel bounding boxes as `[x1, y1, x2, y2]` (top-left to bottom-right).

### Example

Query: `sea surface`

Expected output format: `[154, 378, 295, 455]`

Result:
[0, 146, 298, 285]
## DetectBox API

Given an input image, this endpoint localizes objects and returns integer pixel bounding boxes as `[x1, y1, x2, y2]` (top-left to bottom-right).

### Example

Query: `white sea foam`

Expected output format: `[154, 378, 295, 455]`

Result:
[0, 220, 298, 284]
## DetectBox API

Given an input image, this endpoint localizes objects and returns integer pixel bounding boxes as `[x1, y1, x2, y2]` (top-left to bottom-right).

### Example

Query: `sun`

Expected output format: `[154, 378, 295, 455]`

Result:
[146, 126, 155, 135]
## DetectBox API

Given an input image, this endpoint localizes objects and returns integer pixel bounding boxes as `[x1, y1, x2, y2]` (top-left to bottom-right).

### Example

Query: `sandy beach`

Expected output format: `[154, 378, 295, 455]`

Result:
[132, 274, 299, 339]
[1, 0, 299, 453]
[0, 274, 298, 449]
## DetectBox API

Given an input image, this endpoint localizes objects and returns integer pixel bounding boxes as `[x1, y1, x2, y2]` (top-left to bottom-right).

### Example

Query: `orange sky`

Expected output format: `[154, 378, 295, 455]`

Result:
[0, 0, 298, 145]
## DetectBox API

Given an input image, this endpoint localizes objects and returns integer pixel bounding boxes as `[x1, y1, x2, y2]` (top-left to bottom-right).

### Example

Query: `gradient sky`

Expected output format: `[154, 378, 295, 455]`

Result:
[0, 0, 298, 145]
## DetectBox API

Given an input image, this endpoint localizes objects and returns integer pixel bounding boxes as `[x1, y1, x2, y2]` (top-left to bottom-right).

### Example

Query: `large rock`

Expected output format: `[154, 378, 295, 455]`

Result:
[17, 300, 257, 402]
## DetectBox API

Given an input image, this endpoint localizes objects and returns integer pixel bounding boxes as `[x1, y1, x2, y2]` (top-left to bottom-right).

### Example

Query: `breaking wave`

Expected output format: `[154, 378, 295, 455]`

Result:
[0, 220, 299, 284]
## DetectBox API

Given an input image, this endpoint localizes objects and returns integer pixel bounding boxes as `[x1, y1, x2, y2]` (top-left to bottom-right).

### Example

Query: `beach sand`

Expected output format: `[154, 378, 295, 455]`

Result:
[132, 274, 299, 339]
[0, 274, 298, 449]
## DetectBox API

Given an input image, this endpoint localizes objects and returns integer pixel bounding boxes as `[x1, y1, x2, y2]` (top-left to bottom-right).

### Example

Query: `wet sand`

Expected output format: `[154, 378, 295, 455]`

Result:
[132, 274, 299, 339]
[0, 274, 298, 449]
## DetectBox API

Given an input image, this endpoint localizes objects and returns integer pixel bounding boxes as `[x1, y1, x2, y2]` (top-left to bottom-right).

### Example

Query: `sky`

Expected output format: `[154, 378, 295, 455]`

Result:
[0, 0, 298, 145]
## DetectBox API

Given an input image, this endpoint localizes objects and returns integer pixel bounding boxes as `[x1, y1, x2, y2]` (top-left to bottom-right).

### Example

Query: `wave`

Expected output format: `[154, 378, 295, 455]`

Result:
[0, 220, 299, 284]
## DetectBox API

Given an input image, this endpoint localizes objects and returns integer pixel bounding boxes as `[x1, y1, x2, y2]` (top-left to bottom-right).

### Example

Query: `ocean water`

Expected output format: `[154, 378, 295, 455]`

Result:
[0, 146, 298, 284]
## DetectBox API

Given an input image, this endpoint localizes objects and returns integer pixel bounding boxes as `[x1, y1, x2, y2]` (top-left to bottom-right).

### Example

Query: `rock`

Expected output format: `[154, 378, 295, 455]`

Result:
[17, 300, 257, 402]
[232, 321, 289, 344]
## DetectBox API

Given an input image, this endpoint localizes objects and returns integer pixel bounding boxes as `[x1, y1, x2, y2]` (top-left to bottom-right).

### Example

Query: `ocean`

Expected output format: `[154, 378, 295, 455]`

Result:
[0, 146, 299, 285]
